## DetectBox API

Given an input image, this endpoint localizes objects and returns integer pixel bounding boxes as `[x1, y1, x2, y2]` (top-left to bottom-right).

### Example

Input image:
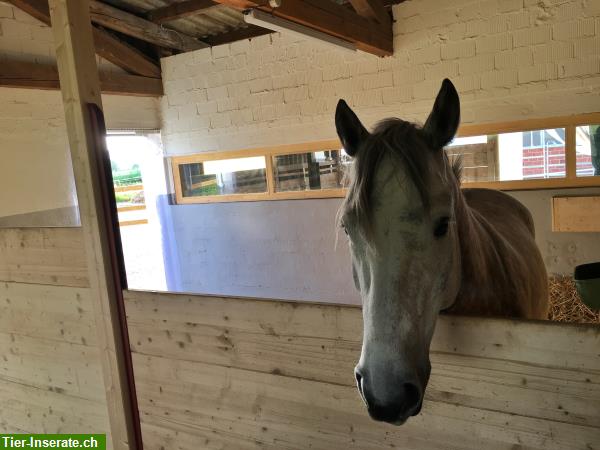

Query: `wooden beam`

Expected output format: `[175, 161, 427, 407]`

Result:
[348, 0, 391, 27]
[0, 60, 163, 96]
[7, 0, 161, 78]
[6, 0, 49, 23]
[203, 24, 272, 46]
[48, 1, 142, 449]
[212, 0, 393, 56]
[147, 0, 216, 24]
[91, 27, 162, 78]
[212, 0, 269, 8]
[89, 1, 207, 52]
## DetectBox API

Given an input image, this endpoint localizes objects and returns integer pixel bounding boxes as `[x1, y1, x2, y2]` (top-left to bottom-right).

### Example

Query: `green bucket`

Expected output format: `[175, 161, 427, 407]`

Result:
[574, 262, 600, 310]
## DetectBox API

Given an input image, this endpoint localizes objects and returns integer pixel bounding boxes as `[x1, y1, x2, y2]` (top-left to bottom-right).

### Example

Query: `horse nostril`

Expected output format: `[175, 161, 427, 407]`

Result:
[365, 383, 422, 423]
[354, 370, 362, 390]
[354, 368, 369, 408]
[403, 382, 421, 414]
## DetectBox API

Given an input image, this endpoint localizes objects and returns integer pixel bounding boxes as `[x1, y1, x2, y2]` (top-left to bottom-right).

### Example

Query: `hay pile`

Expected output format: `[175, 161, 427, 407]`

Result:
[548, 275, 600, 324]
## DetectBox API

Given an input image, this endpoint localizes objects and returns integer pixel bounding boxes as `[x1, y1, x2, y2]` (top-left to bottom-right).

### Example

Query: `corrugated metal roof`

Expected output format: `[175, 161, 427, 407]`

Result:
[169, 6, 246, 38]
[110, 1, 250, 39]
[108, 0, 403, 43]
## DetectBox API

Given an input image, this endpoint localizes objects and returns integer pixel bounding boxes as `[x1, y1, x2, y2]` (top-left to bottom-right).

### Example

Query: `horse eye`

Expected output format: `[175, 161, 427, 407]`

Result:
[340, 221, 348, 236]
[433, 217, 450, 238]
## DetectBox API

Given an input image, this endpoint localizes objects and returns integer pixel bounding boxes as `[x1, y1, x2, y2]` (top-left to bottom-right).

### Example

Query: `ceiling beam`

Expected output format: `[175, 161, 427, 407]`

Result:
[212, 0, 393, 56]
[92, 29, 162, 78]
[348, 0, 391, 27]
[147, 0, 216, 24]
[203, 24, 272, 46]
[212, 0, 269, 9]
[6, 0, 161, 78]
[89, 1, 208, 52]
[0, 60, 164, 96]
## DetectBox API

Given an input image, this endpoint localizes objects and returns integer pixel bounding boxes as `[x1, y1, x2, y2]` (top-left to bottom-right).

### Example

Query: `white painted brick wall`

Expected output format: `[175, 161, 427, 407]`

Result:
[159, 0, 600, 155]
[0, 3, 126, 72]
[0, 4, 160, 217]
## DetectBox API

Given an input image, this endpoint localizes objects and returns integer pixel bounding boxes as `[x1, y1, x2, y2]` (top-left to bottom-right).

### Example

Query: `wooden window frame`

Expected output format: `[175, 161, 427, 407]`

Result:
[172, 140, 346, 204]
[171, 112, 600, 204]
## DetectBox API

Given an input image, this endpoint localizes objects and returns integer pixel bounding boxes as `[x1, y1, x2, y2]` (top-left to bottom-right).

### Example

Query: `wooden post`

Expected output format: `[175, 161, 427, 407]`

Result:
[48, 1, 141, 449]
[565, 125, 577, 180]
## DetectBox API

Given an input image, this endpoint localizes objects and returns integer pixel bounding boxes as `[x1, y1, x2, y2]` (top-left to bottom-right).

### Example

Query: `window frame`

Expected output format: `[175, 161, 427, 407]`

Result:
[172, 140, 346, 204]
[171, 112, 600, 204]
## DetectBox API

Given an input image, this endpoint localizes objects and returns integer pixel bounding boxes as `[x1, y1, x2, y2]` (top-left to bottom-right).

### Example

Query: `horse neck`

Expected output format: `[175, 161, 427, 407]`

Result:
[451, 186, 495, 308]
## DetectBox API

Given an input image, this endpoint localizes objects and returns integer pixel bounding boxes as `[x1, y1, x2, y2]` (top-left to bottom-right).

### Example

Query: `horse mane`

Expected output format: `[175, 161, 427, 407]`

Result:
[340, 118, 462, 233]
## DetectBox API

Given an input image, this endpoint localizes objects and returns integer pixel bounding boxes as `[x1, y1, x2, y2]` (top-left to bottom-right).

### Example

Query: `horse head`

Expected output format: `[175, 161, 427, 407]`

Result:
[336, 79, 462, 424]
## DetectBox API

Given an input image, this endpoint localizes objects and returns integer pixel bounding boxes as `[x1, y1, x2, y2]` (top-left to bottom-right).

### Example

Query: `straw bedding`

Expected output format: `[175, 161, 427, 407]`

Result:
[548, 275, 600, 324]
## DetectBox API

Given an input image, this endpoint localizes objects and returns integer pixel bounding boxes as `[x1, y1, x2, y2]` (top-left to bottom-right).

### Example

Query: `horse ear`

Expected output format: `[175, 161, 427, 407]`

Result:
[423, 78, 460, 149]
[336, 99, 369, 157]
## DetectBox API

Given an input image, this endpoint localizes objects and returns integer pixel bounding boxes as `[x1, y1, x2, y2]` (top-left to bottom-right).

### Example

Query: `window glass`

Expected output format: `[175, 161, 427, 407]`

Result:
[272, 149, 350, 192]
[576, 125, 600, 177]
[178, 156, 267, 197]
[446, 128, 566, 182]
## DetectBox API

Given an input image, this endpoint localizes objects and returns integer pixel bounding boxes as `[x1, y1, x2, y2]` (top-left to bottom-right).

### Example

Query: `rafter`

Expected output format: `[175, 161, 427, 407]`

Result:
[212, 0, 393, 56]
[92, 29, 162, 78]
[203, 24, 272, 46]
[0, 60, 163, 96]
[348, 0, 391, 27]
[89, 1, 207, 52]
[147, 0, 216, 24]
[6, 0, 161, 78]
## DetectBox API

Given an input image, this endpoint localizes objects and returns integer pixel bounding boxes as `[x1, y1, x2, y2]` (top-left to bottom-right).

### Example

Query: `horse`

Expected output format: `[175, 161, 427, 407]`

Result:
[335, 78, 548, 425]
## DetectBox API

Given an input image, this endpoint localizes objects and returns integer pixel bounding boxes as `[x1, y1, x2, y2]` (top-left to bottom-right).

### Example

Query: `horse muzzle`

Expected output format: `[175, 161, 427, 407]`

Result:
[354, 366, 424, 425]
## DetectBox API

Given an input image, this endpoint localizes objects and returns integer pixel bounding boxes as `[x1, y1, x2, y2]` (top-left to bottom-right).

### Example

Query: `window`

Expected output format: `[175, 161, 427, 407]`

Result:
[171, 141, 347, 204]
[171, 113, 600, 203]
[446, 135, 497, 183]
[178, 157, 268, 199]
[273, 150, 350, 192]
[445, 128, 567, 183]
[576, 124, 600, 177]
[521, 128, 566, 180]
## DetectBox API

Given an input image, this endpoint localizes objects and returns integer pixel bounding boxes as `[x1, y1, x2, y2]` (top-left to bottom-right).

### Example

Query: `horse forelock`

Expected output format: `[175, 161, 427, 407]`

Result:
[340, 118, 461, 236]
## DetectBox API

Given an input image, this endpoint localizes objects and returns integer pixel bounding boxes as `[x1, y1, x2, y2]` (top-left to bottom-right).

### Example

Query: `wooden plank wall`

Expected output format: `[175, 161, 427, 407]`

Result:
[125, 290, 600, 450]
[0, 228, 110, 440]
[0, 228, 89, 287]
[552, 196, 600, 232]
[2, 227, 600, 449]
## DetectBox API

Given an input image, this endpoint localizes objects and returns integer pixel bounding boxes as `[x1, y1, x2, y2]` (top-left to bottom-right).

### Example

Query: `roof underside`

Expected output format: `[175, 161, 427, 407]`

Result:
[2, 0, 404, 95]
[103, 0, 403, 42]
[103, 0, 247, 39]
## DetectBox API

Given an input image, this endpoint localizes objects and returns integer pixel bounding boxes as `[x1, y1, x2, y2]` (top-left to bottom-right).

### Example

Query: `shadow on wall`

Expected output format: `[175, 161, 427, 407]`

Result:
[155, 194, 360, 304]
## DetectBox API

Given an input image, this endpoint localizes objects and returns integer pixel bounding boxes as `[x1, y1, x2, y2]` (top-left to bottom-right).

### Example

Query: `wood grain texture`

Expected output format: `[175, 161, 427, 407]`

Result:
[552, 196, 600, 232]
[203, 25, 272, 46]
[146, 0, 216, 24]
[348, 0, 391, 27]
[0, 282, 110, 438]
[0, 60, 163, 96]
[50, 1, 140, 447]
[0, 228, 88, 288]
[124, 290, 600, 450]
[89, 1, 207, 52]
[213, 0, 393, 56]
[6, 0, 161, 78]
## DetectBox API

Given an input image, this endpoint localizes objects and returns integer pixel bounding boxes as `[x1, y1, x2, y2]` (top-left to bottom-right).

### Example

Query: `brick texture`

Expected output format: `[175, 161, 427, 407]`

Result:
[159, 0, 600, 155]
[0, 5, 160, 217]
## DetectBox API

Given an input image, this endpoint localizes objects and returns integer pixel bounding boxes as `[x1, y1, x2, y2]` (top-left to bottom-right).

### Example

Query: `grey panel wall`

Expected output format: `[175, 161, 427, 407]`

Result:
[158, 188, 600, 303]
[159, 196, 360, 304]
[509, 187, 600, 275]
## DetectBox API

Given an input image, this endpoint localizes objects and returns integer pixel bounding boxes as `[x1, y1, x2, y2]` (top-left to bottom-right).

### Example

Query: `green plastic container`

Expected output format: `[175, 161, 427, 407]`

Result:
[574, 262, 600, 310]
